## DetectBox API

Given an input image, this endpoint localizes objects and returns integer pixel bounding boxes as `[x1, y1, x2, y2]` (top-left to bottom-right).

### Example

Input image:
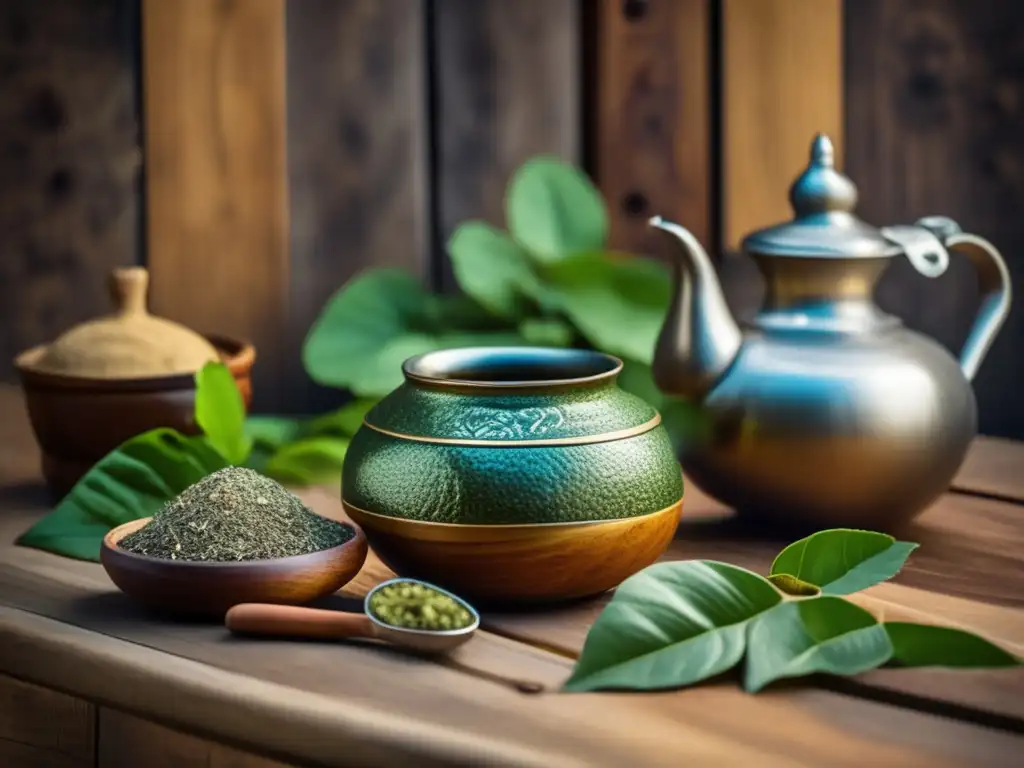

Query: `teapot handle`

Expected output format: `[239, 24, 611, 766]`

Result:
[884, 216, 1012, 382]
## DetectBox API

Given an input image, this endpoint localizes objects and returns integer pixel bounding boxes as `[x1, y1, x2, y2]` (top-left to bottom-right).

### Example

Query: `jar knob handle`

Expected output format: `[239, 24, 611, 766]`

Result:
[109, 267, 150, 315]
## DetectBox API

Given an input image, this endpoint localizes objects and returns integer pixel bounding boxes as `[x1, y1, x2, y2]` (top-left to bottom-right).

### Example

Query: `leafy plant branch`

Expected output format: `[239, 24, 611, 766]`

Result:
[563, 529, 1020, 694]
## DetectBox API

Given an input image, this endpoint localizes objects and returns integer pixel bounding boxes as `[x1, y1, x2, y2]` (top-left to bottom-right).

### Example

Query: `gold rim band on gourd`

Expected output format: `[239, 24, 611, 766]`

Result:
[342, 498, 683, 543]
[361, 412, 662, 448]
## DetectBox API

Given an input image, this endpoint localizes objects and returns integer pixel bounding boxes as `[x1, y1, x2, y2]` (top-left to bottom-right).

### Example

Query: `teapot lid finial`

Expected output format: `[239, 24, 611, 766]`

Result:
[741, 133, 898, 259]
[788, 133, 858, 217]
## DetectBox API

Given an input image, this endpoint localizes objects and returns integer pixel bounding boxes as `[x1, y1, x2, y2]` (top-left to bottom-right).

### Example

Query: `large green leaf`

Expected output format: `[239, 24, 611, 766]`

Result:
[194, 362, 251, 465]
[506, 157, 608, 263]
[244, 399, 377, 482]
[17, 429, 229, 561]
[263, 436, 350, 487]
[302, 269, 527, 397]
[447, 221, 545, 319]
[563, 561, 782, 693]
[542, 252, 670, 365]
[303, 398, 378, 438]
[517, 317, 575, 347]
[770, 529, 919, 595]
[244, 416, 303, 452]
[744, 596, 894, 692]
[885, 623, 1020, 668]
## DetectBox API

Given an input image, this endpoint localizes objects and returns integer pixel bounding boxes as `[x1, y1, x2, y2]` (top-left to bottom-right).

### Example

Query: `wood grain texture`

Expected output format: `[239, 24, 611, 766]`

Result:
[591, 0, 711, 254]
[722, 0, 844, 249]
[345, 500, 681, 604]
[0, 0, 141, 381]
[2, 584, 1022, 767]
[484, 478, 1024, 729]
[433, 0, 580, 290]
[954, 436, 1024, 502]
[285, 0, 428, 413]
[142, 0, 288, 412]
[100, 516, 368, 617]
[99, 709, 292, 768]
[0, 672, 94, 768]
[845, 0, 1024, 441]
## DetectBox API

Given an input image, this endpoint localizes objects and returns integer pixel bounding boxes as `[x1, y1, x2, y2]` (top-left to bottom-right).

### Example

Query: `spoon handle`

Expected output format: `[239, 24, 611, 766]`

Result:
[225, 603, 375, 640]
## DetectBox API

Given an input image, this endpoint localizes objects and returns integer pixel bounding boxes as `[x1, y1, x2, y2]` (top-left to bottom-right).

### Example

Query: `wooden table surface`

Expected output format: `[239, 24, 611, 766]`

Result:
[1, 385, 1023, 767]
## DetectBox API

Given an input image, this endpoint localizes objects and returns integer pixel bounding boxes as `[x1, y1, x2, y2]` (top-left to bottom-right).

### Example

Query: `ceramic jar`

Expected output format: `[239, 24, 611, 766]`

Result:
[342, 347, 684, 603]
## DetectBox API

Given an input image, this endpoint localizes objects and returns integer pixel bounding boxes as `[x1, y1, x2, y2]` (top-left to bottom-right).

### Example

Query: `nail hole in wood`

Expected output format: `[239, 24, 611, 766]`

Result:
[622, 0, 648, 22]
[623, 191, 649, 217]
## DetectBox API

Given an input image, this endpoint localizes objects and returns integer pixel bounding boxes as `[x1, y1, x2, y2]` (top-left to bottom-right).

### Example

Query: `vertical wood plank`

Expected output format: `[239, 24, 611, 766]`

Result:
[285, 0, 428, 412]
[98, 708, 293, 767]
[845, 0, 1024, 440]
[591, 0, 711, 255]
[142, 0, 289, 411]
[0, 673, 95, 767]
[721, 0, 843, 249]
[433, 0, 580, 290]
[0, 0, 141, 380]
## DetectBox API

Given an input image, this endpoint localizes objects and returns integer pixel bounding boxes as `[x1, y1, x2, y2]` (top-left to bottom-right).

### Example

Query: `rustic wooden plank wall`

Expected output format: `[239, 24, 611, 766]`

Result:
[285, 0, 428, 412]
[432, 0, 581, 290]
[0, 0, 141, 381]
[2, 0, 1023, 439]
[721, 0, 844, 250]
[846, 0, 1024, 441]
[589, 0, 711, 257]
[142, 0, 290, 413]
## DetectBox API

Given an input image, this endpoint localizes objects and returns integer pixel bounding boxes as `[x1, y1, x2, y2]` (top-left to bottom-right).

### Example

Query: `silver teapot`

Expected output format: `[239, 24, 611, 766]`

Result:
[650, 134, 1012, 530]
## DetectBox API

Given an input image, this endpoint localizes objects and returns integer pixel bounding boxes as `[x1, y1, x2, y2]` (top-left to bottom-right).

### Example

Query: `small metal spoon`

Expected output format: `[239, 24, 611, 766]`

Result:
[224, 577, 480, 655]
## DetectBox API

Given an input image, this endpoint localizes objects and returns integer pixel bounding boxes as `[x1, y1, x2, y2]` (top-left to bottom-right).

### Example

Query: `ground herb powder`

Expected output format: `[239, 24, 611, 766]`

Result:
[118, 467, 354, 562]
[368, 581, 475, 631]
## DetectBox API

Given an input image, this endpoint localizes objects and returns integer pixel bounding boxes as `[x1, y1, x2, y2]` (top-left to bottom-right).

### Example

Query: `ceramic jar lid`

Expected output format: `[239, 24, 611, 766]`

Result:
[740, 134, 901, 259]
[29, 267, 220, 379]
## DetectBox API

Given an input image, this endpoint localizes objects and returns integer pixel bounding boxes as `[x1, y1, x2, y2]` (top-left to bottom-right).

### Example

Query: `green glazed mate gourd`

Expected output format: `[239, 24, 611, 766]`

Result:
[341, 347, 684, 603]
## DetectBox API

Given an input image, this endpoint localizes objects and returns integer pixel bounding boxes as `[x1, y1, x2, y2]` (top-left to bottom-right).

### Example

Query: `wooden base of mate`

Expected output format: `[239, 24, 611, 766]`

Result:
[344, 500, 683, 605]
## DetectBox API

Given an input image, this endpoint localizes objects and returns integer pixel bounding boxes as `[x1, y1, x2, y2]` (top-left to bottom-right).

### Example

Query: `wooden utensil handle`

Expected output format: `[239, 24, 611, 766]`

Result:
[225, 603, 375, 640]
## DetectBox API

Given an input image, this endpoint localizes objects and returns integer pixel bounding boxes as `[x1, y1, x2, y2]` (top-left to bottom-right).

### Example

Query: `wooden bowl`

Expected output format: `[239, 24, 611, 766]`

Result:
[344, 500, 683, 605]
[100, 516, 368, 618]
[15, 335, 255, 499]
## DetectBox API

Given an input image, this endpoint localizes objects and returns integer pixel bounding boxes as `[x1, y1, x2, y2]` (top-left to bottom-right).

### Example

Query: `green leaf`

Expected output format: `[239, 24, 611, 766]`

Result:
[17, 429, 229, 561]
[506, 156, 608, 263]
[768, 574, 822, 597]
[303, 398, 378, 438]
[244, 416, 303, 452]
[262, 436, 350, 487]
[885, 623, 1020, 668]
[517, 317, 575, 347]
[744, 596, 894, 692]
[302, 269, 527, 397]
[542, 252, 670, 364]
[194, 362, 252, 465]
[563, 561, 782, 693]
[770, 529, 919, 595]
[448, 221, 545, 318]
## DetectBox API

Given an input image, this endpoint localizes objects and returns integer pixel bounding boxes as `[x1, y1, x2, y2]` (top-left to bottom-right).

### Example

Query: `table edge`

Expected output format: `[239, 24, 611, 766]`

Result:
[0, 605, 557, 768]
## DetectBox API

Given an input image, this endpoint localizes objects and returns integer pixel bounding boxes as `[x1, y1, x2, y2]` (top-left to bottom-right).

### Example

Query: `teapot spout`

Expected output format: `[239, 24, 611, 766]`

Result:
[649, 216, 743, 402]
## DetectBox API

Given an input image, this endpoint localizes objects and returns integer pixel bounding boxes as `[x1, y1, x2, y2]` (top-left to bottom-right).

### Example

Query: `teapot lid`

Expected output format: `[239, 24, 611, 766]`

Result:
[741, 134, 901, 259]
